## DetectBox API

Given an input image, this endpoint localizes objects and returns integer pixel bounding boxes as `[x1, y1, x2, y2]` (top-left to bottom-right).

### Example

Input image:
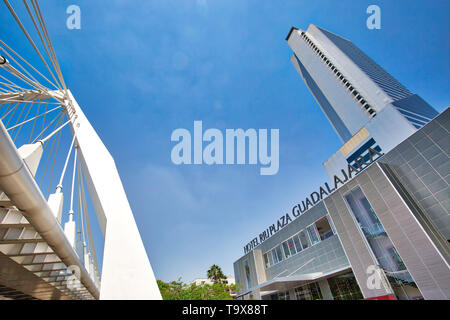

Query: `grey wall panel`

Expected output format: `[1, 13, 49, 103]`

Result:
[363, 164, 449, 299]
[381, 109, 450, 240]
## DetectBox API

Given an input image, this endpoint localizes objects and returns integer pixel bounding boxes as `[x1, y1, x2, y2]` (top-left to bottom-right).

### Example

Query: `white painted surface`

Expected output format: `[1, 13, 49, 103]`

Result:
[48, 191, 64, 223]
[62, 90, 162, 300]
[18, 143, 43, 177]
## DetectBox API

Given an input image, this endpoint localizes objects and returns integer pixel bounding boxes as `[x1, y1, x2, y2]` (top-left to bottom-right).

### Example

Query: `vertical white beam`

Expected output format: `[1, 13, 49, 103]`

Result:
[62, 90, 161, 300]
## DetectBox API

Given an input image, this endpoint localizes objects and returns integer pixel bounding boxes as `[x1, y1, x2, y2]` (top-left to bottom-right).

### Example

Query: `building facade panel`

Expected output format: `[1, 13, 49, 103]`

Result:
[380, 113, 450, 240]
[364, 163, 449, 299]
[289, 54, 352, 142]
[312, 26, 412, 103]
[304, 25, 393, 113]
[288, 29, 369, 142]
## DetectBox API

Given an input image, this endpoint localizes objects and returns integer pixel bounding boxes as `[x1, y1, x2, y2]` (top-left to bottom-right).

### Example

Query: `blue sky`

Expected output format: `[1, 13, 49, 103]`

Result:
[1, 0, 449, 283]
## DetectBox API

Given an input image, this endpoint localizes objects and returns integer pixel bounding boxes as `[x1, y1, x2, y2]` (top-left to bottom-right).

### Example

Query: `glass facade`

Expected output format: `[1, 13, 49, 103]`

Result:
[282, 236, 299, 259]
[316, 216, 334, 241]
[278, 291, 290, 300]
[269, 291, 290, 300]
[293, 235, 302, 253]
[282, 241, 291, 259]
[307, 224, 320, 245]
[274, 246, 283, 263]
[298, 230, 310, 249]
[328, 271, 363, 300]
[344, 187, 423, 300]
[267, 274, 365, 300]
[317, 26, 413, 102]
[294, 282, 323, 300]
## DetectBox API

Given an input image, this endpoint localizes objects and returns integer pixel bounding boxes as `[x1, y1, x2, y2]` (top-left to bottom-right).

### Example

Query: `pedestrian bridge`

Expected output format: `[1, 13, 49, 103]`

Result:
[0, 0, 161, 300]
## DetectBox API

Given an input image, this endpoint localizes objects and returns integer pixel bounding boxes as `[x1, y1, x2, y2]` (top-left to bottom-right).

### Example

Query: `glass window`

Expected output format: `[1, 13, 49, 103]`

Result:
[328, 271, 363, 300]
[271, 248, 279, 264]
[278, 291, 290, 300]
[271, 245, 283, 264]
[263, 253, 270, 268]
[293, 235, 302, 253]
[316, 216, 334, 241]
[295, 283, 323, 300]
[275, 245, 283, 262]
[287, 238, 297, 256]
[282, 241, 291, 259]
[298, 230, 310, 249]
[307, 224, 320, 245]
[282, 238, 297, 258]
[388, 247, 406, 271]
[267, 251, 274, 266]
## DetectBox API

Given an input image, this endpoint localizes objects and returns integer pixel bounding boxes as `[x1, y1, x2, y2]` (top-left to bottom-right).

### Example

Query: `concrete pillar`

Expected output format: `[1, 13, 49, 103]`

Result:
[253, 249, 267, 285]
[318, 279, 334, 300]
[288, 287, 296, 300]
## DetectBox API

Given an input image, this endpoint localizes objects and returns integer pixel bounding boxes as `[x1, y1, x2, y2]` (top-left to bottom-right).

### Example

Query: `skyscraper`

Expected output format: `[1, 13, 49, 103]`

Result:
[233, 25, 449, 301]
[286, 24, 438, 179]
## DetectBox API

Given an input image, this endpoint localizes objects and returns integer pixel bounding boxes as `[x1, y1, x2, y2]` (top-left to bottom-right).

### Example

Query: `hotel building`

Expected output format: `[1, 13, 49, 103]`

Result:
[233, 25, 449, 300]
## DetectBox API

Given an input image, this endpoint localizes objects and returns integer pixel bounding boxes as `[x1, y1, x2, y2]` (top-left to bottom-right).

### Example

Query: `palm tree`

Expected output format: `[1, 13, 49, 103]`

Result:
[207, 264, 227, 283]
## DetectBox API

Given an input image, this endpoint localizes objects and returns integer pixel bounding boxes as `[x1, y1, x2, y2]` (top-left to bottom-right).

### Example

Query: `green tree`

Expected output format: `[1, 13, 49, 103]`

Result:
[184, 282, 234, 300]
[157, 279, 239, 300]
[157, 264, 242, 300]
[206, 264, 227, 283]
[157, 278, 186, 300]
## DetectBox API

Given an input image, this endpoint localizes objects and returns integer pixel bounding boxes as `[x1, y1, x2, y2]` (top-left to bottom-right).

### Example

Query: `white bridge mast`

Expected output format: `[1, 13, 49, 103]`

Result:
[61, 90, 161, 299]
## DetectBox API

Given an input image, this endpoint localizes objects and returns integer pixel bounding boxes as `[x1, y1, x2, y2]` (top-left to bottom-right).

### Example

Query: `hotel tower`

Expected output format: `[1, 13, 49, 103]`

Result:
[286, 24, 438, 180]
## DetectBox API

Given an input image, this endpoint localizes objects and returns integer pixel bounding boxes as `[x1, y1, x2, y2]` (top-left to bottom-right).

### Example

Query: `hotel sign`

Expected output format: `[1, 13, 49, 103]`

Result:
[243, 147, 383, 254]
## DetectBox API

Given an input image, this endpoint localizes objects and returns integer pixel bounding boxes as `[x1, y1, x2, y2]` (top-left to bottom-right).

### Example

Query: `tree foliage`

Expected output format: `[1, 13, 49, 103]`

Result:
[207, 264, 227, 283]
[157, 265, 241, 300]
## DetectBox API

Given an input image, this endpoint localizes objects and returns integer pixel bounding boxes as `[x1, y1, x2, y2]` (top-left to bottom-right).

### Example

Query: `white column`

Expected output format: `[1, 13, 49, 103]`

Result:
[318, 279, 334, 300]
